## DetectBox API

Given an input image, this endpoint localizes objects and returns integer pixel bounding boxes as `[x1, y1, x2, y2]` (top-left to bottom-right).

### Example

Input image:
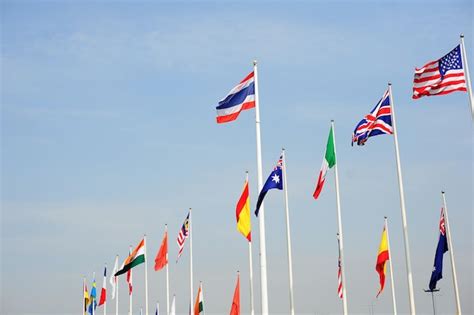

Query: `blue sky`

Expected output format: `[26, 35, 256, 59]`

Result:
[1, 1, 472, 314]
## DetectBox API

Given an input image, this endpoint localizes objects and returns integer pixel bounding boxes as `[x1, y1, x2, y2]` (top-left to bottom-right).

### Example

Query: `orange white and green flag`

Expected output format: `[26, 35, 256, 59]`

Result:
[115, 238, 146, 276]
[194, 282, 204, 315]
[236, 178, 251, 241]
[375, 225, 389, 297]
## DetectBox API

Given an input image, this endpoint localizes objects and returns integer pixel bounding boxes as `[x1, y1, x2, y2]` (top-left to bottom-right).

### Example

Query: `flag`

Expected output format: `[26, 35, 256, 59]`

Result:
[429, 208, 448, 291]
[170, 295, 176, 315]
[236, 179, 252, 241]
[313, 126, 336, 199]
[109, 256, 119, 299]
[98, 265, 107, 306]
[352, 89, 393, 146]
[155, 229, 168, 271]
[229, 274, 240, 315]
[127, 249, 133, 296]
[88, 278, 97, 314]
[413, 45, 467, 99]
[115, 238, 146, 276]
[177, 212, 190, 261]
[255, 153, 283, 216]
[194, 282, 204, 315]
[84, 283, 90, 314]
[376, 225, 390, 297]
[337, 237, 343, 299]
[216, 71, 256, 124]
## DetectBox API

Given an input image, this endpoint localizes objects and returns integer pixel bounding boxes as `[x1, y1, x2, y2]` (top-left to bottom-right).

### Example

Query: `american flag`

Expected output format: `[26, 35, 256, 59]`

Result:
[413, 45, 467, 99]
[352, 89, 393, 146]
[176, 212, 190, 261]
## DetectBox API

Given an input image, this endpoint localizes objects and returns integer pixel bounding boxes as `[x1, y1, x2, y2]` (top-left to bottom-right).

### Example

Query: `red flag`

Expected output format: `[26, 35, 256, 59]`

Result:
[155, 230, 168, 271]
[229, 274, 240, 315]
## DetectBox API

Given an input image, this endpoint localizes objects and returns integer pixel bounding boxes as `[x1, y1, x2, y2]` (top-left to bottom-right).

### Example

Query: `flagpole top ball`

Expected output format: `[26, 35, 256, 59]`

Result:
[441, 191, 445, 194]
[460, 34, 464, 38]
[388, 82, 392, 86]
[331, 119, 334, 123]
[253, 60, 257, 66]
[384, 216, 387, 219]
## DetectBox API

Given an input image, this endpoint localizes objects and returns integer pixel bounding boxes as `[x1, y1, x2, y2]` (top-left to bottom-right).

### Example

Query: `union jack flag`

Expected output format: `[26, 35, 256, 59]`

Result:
[352, 89, 393, 146]
[439, 208, 446, 236]
[176, 212, 190, 262]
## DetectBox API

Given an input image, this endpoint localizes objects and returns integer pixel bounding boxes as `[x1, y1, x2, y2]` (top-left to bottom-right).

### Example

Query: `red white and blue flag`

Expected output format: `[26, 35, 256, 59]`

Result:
[413, 45, 467, 99]
[98, 265, 107, 306]
[216, 72, 255, 123]
[352, 89, 393, 146]
[176, 212, 190, 261]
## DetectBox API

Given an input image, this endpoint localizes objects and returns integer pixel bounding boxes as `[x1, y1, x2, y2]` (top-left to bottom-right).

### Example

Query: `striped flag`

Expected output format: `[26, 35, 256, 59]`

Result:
[177, 212, 190, 261]
[313, 125, 336, 199]
[98, 265, 107, 306]
[376, 225, 389, 297]
[115, 239, 146, 276]
[352, 89, 392, 146]
[413, 45, 467, 99]
[194, 282, 204, 315]
[216, 71, 255, 123]
[337, 236, 343, 299]
[236, 178, 251, 241]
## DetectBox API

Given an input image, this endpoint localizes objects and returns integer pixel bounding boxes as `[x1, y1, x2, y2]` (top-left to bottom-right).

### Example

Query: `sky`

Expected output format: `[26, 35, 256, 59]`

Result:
[1, 1, 473, 314]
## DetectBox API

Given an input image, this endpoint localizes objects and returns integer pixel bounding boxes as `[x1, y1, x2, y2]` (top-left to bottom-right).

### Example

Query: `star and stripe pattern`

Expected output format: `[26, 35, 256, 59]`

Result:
[176, 212, 190, 261]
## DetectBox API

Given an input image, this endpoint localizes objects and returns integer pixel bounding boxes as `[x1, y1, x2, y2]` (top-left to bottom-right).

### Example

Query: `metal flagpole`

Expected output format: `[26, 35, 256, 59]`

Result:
[116, 259, 119, 315]
[246, 172, 255, 315]
[388, 83, 416, 314]
[83, 277, 86, 315]
[129, 246, 133, 315]
[459, 34, 474, 120]
[253, 60, 269, 315]
[104, 264, 107, 315]
[331, 120, 348, 315]
[157, 302, 160, 315]
[441, 191, 462, 314]
[144, 235, 149, 315]
[189, 208, 194, 313]
[385, 217, 398, 315]
[165, 225, 170, 315]
[92, 272, 96, 315]
[281, 149, 295, 315]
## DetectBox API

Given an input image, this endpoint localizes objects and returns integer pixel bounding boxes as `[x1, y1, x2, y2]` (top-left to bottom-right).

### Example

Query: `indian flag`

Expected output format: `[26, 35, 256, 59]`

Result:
[115, 238, 146, 276]
[313, 125, 336, 199]
[194, 282, 204, 315]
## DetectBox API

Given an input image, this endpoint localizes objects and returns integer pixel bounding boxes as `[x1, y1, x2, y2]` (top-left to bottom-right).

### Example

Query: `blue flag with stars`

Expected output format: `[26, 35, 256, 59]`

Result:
[428, 208, 448, 291]
[255, 153, 283, 216]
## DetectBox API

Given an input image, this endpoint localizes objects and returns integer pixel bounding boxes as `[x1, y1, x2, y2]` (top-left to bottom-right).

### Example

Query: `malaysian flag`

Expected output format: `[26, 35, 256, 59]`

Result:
[413, 45, 467, 99]
[176, 212, 190, 261]
[352, 89, 392, 146]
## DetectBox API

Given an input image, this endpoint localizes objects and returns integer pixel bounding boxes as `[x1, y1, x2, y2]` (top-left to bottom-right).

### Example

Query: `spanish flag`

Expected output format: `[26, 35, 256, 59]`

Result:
[236, 179, 251, 241]
[375, 225, 389, 297]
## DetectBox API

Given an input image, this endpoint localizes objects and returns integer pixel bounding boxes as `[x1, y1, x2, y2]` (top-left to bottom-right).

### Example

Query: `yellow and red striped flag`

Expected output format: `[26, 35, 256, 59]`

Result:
[375, 225, 389, 297]
[236, 179, 251, 241]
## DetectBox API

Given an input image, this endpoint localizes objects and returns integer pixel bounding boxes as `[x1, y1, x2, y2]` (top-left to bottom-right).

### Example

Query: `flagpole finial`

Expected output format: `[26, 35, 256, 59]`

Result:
[384, 216, 387, 219]
[388, 82, 392, 86]
[253, 60, 257, 66]
[441, 191, 445, 194]
[282, 147, 285, 151]
[460, 34, 464, 38]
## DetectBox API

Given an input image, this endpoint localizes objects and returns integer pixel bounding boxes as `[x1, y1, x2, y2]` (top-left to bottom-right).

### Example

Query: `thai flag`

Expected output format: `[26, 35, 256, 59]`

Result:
[216, 72, 255, 123]
[352, 89, 393, 146]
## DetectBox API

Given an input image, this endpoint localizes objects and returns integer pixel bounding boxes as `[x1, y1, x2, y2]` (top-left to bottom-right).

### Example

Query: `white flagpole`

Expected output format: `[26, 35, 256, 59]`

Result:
[441, 191, 462, 314]
[129, 246, 133, 315]
[157, 302, 160, 315]
[459, 34, 474, 120]
[165, 225, 170, 315]
[92, 272, 96, 315]
[245, 172, 255, 315]
[189, 208, 194, 312]
[385, 217, 398, 315]
[104, 264, 107, 315]
[253, 59, 269, 315]
[281, 149, 295, 315]
[144, 235, 149, 315]
[83, 277, 86, 315]
[116, 260, 119, 315]
[331, 120, 348, 315]
[388, 83, 416, 314]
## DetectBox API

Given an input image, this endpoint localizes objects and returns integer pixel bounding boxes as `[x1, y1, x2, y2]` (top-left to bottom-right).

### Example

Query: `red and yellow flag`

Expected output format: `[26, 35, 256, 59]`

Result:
[236, 180, 251, 241]
[375, 225, 389, 297]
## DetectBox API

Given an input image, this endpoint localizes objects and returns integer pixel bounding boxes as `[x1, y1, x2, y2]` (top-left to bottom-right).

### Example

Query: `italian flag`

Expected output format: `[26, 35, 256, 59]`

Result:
[313, 126, 336, 199]
[194, 282, 204, 315]
[115, 238, 146, 276]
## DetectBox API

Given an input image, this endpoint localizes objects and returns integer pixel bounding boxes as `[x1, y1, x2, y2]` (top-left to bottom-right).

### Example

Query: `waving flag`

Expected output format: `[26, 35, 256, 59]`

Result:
[84, 283, 90, 314]
[216, 72, 256, 123]
[236, 179, 252, 241]
[376, 225, 390, 297]
[98, 265, 107, 306]
[229, 274, 240, 315]
[155, 229, 168, 271]
[413, 45, 467, 99]
[337, 236, 343, 299]
[177, 212, 190, 261]
[194, 282, 204, 315]
[429, 208, 448, 291]
[255, 153, 283, 216]
[109, 255, 119, 299]
[352, 89, 393, 146]
[313, 126, 336, 199]
[88, 277, 97, 314]
[115, 238, 146, 276]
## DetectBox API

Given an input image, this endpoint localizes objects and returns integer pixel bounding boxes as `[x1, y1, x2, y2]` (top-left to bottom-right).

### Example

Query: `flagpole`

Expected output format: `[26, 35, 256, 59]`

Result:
[253, 59, 269, 315]
[460, 34, 474, 120]
[104, 263, 107, 315]
[281, 149, 295, 315]
[189, 208, 194, 312]
[129, 245, 133, 315]
[157, 302, 160, 315]
[385, 217, 398, 315]
[165, 225, 170, 315]
[245, 172, 255, 315]
[144, 235, 149, 315]
[116, 255, 119, 315]
[92, 272, 96, 315]
[388, 83, 416, 314]
[441, 191, 462, 314]
[84, 277, 86, 315]
[331, 120, 348, 315]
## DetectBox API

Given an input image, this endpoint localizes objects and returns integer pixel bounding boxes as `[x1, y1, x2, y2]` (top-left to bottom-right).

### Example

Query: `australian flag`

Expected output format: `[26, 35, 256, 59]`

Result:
[255, 153, 283, 216]
[428, 208, 449, 291]
[352, 89, 393, 146]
